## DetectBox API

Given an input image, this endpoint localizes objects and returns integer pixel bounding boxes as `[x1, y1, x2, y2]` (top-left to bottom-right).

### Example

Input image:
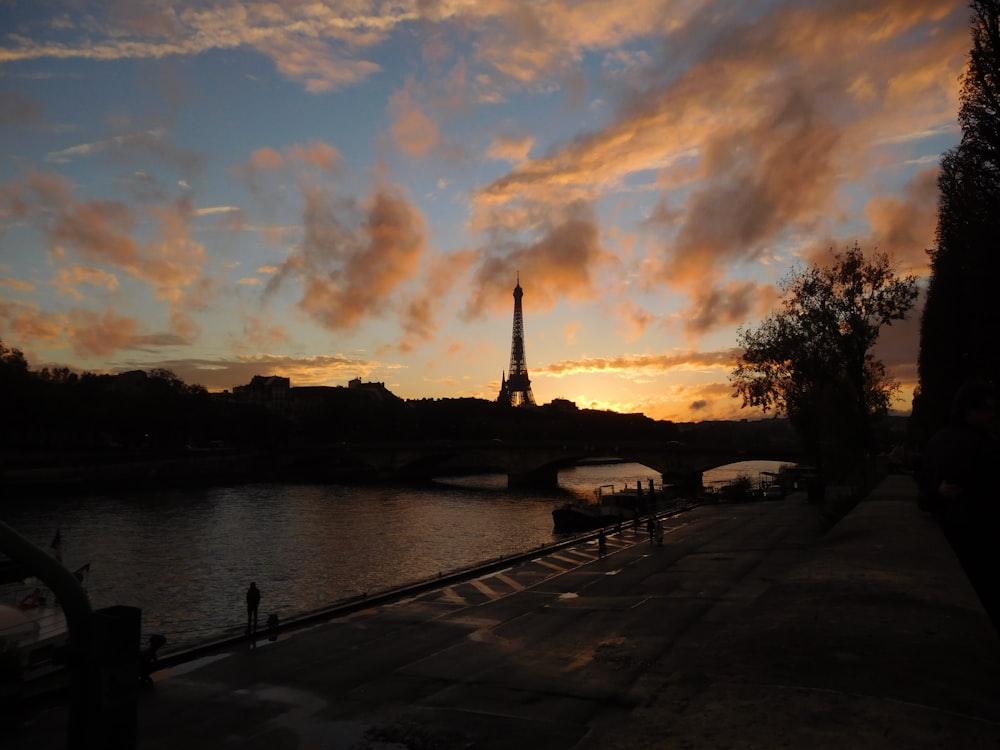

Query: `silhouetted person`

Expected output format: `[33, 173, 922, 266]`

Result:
[655, 519, 664, 546]
[919, 381, 999, 630]
[598, 528, 607, 557]
[646, 518, 655, 544]
[246, 581, 261, 635]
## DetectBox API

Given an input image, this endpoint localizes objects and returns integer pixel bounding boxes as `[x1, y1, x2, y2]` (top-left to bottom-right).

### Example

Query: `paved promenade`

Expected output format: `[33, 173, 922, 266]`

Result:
[9, 474, 1000, 749]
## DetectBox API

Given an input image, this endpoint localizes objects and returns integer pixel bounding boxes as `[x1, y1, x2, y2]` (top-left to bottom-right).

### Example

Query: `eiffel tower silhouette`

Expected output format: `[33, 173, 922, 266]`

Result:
[497, 273, 535, 407]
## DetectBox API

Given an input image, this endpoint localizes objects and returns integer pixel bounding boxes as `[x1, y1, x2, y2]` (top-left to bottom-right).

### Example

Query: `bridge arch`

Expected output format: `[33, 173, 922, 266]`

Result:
[318, 440, 805, 489]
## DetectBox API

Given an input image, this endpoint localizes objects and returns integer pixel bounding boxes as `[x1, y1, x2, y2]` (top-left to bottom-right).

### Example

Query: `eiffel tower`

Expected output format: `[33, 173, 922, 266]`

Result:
[497, 273, 536, 407]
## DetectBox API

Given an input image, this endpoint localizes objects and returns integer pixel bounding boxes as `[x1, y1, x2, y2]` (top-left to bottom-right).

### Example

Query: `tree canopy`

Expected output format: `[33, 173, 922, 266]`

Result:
[731, 245, 917, 476]
[915, 0, 1000, 443]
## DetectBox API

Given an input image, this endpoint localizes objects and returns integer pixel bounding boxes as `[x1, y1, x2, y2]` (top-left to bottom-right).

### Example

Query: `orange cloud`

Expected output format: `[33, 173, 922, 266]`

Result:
[398, 249, 477, 352]
[472, 0, 964, 298]
[464, 201, 616, 318]
[68, 309, 140, 357]
[680, 281, 781, 339]
[1, 277, 36, 292]
[141, 195, 207, 295]
[249, 147, 286, 170]
[246, 141, 342, 173]
[51, 199, 142, 267]
[864, 167, 939, 275]
[389, 82, 441, 158]
[614, 300, 658, 342]
[267, 181, 427, 331]
[0, 3, 395, 93]
[487, 133, 534, 163]
[53, 264, 121, 300]
[252, 33, 383, 93]
[536, 349, 739, 377]
[2, 302, 65, 344]
[232, 312, 291, 354]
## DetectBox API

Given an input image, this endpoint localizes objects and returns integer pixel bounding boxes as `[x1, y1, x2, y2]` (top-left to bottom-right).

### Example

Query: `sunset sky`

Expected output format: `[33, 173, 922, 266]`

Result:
[0, 1, 970, 422]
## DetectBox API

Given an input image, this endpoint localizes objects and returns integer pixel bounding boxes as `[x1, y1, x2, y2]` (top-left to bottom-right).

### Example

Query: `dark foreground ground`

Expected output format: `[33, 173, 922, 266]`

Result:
[8, 475, 1000, 749]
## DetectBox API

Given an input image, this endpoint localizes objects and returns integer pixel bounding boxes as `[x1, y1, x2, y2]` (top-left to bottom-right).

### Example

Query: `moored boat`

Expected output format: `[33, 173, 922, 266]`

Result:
[551, 482, 648, 532]
[551, 501, 626, 532]
[0, 560, 88, 685]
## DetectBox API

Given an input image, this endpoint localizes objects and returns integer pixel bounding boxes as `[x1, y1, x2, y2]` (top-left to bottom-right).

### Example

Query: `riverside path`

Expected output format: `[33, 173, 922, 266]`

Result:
[9, 477, 1000, 749]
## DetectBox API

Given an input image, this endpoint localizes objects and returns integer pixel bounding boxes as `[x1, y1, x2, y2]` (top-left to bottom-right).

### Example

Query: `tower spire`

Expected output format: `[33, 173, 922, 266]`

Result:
[497, 273, 535, 407]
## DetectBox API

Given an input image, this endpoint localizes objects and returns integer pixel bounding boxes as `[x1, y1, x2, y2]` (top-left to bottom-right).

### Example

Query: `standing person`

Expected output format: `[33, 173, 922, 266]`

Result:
[598, 528, 607, 557]
[655, 519, 664, 547]
[646, 518, 655, 544]
[919, 381, 999, 629]
[246, 581, 261, 635]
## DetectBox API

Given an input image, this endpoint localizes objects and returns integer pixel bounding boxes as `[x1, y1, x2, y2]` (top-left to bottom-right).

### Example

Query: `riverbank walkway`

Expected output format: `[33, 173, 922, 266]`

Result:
[9, 474, 1000, 748]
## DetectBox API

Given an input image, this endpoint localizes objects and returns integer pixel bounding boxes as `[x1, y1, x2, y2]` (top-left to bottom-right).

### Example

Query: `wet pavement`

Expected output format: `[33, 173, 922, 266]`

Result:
[8, 475, 1000, 749]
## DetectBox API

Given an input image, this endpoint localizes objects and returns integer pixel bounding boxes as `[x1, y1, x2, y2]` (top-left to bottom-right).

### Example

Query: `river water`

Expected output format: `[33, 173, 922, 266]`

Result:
[1, 460, 788, 652]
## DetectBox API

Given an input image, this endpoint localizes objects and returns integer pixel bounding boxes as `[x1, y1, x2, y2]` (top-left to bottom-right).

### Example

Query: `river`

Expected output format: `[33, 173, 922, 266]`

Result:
[1, 460, 789, 652]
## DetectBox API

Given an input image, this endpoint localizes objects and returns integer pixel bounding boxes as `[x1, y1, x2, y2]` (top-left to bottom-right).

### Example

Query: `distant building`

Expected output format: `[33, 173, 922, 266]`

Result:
[347, 377, 399, 402]
[233, 375, 291, 415]
[289, 385, 342, 419]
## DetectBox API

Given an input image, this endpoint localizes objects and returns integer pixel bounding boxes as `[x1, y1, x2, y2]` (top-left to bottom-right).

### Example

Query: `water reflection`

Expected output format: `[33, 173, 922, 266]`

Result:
[1, 460, 788, 650]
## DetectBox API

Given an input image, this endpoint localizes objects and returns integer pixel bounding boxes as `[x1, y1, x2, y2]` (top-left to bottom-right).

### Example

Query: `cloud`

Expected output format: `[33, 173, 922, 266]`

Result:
[464, 201, 616, 318]
[864, 166, 939, 274]
[193, 205, 241, 216]
[613, 300, 658, 342]
[232, 312, 291, 354]
[0, 301, 67, 345]
[1, 276, 36, 292]
[266, 181, 427, 331]
[679, 280, 781, 339]
[0, 297, 195, 359]
[53, 264, 121, 301]
[472, 0, 965, 296]
[3, 173, 210, 347]
[433, 1, 692, 87]
[0, 170, 73, 221]
[389, 81, 441, 158]
[44, 128, 202, 174]
[536, 348, 739, 377]
[45, 132, 156, 163]
[239, 142, 343, 184]
[51, 199, 142, 267]
[0, 2, 399, 93]
[486, 133, 534, 164]
[248, 146, 287, 171]
[135, 195, 208, 298]
[67, 309, 139, 357]
[397, 249, 478, 352]
[0, 90, 46, 127]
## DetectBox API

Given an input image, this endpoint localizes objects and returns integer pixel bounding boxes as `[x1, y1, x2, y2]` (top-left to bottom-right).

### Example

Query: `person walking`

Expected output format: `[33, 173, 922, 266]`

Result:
[246, 581, 261, 636]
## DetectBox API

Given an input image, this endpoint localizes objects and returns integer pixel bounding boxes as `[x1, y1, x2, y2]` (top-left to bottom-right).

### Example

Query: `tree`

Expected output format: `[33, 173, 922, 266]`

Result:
[731, 245, 917, 479]
[914, 0, 1000, 444]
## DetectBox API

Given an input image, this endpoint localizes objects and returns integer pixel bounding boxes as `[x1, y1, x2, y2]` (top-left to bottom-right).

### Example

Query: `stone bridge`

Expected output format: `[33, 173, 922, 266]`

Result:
[284, 439, 806, 488]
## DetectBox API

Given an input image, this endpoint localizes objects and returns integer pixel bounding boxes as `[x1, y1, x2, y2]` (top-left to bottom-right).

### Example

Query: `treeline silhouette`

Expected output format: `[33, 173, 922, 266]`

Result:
[1, 340, 685, 460]
[0, 344, 286, 454]
[913, 0, 1000, 444]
